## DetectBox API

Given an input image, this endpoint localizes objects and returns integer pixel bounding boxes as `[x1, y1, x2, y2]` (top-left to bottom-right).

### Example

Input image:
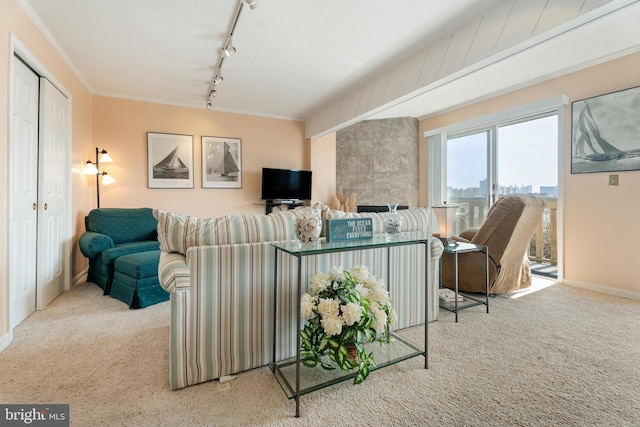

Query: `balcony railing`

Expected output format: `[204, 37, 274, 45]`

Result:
[530, 197, 557, 266]
[445, 196, 558, 267]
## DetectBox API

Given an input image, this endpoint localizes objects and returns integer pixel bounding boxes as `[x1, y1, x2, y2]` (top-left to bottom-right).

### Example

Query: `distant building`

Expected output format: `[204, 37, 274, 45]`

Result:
[448, 183, 557, 199]
[540, 186, 558, 197]
[479, 178, 489, 196]
[499, 184, 532, 195]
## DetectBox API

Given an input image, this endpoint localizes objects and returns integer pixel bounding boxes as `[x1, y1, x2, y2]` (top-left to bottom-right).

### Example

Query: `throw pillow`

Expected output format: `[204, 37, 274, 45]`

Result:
[153, 209, 219, 255]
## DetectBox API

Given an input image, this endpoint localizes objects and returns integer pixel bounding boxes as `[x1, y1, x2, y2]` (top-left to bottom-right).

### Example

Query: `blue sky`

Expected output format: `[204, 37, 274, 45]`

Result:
[447, 115, 558, 192]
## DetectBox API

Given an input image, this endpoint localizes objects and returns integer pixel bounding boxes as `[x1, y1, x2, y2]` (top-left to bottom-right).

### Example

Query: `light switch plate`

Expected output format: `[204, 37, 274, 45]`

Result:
[609, 175, 619, 186]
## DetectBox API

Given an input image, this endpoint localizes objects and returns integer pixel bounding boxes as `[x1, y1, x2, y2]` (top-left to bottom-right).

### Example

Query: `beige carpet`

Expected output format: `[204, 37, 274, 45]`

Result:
[1, 279, 639, 426]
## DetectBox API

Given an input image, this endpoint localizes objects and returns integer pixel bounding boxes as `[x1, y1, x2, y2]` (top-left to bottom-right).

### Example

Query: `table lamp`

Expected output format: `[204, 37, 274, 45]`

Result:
[432, 202, 459, 246]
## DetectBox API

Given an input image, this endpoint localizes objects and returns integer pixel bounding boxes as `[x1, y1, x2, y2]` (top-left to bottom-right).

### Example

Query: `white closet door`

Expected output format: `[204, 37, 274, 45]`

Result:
[37, 78, 69, 309]
[9, 59, 39, 328]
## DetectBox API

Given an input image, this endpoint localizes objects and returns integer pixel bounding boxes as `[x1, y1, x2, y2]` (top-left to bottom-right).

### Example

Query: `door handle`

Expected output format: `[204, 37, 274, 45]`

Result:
[33, 203, 37, 210]
[44, 203, 48, 210]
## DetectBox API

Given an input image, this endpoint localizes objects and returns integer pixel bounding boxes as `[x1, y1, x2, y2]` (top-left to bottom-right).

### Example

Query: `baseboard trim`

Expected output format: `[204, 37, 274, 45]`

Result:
[73, 268, 88, 287]
[0, 331, 13, 353]
[564, 278, 640, 301]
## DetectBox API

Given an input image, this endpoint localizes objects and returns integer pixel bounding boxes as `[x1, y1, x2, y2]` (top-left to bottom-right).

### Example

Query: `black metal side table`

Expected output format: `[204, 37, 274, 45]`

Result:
[439, 242, 489, 322]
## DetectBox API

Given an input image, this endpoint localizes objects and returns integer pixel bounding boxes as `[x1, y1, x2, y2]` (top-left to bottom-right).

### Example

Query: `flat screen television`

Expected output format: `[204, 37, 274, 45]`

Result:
[261, 167, 312, 201]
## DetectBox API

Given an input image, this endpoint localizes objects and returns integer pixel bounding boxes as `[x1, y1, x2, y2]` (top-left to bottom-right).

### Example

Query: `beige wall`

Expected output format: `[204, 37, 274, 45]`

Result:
[1, 0, 94, 344]
[92, 96, 307, 218]
[310, 132, 337, 206]
[421, 51, 640, 298]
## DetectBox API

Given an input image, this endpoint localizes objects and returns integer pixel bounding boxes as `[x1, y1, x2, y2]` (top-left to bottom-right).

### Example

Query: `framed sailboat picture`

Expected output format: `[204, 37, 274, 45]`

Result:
[147, 132, 194, 188]
[201, 136, 242, 189]
[571, 85, 640, 174]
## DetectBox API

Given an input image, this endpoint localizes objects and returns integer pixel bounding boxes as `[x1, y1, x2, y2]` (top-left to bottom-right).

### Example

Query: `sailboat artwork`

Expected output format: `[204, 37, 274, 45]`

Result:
[212, 142, 239, 177]
[571, 86, 640, 174]
[147, 132, 194, 188]
[202, 136, 242, 188]
[153, 146, 190, 179]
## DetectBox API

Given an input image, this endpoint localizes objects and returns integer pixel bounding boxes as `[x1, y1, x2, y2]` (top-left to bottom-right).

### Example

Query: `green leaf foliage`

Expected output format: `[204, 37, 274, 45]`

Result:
[299, 265, 397, 385]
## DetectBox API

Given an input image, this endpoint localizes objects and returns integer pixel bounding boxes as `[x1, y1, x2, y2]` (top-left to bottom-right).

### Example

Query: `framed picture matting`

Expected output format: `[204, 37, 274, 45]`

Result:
[147, 132, 194, 188]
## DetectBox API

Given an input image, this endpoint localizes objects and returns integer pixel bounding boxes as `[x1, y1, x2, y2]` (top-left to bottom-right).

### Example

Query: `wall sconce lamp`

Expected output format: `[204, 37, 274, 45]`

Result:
[432, 202, 459, 246]
[83, 147, 115, 208]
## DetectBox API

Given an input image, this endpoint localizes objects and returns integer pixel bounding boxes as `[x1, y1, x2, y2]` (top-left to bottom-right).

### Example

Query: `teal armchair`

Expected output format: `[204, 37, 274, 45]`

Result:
[79, 208, 159, 294]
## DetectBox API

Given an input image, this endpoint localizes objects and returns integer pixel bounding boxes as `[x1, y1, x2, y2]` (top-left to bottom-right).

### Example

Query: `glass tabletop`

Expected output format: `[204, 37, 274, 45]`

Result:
[271, 231, 430, 256]
[442, 241, 486, 254]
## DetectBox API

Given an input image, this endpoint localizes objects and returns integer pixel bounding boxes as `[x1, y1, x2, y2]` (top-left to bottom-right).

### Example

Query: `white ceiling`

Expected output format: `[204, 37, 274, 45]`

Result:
[19, 0, 640, 136]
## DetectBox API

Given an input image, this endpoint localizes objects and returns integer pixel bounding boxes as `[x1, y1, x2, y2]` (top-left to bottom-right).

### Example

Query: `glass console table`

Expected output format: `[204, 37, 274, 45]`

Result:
[270, 233, 430, 417]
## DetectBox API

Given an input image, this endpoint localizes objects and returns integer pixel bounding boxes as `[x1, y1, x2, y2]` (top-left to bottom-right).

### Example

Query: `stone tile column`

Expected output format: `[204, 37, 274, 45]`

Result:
[336, 117, 419, 209]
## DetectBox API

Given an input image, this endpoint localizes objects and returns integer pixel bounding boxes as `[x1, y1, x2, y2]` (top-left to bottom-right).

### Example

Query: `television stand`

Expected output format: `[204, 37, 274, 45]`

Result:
[265, 200, 304, 214]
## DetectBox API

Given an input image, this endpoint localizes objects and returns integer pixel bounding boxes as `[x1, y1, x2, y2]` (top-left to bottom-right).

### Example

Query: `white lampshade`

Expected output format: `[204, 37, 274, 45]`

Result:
[101, 172, 116, 185]
[432, 203, 458, 239]
[99, 150, 113, 163]
[83, 161, 99, 175]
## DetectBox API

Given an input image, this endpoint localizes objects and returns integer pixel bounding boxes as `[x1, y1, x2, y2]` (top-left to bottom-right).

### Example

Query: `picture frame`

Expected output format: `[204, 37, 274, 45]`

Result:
[201, 136, 242, 189]
[571, 85, 640, 174]
[147, 132, 194, 188]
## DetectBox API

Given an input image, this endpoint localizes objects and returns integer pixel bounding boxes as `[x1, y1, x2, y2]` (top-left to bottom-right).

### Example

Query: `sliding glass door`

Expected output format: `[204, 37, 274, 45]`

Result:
[439, 114, 559, 273]
[427, 96, 565, 278]
[445, 130, 490, 235]
[497, 115, 558, 269]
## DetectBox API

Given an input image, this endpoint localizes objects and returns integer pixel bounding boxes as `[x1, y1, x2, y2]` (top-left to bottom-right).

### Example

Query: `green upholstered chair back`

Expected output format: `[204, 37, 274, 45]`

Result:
[85, 208, 158, 245]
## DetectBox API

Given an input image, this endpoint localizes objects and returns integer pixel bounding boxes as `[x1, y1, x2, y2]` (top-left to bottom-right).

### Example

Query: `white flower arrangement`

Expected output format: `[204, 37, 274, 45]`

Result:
[300, 265, 397, 384]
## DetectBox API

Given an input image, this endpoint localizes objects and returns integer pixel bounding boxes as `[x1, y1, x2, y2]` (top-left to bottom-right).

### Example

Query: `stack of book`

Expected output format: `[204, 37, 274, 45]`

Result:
[439, 288, 463, 303]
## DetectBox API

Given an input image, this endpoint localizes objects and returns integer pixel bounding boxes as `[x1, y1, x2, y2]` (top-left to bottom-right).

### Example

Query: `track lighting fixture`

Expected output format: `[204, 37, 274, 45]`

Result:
[205, 0, 258, 109]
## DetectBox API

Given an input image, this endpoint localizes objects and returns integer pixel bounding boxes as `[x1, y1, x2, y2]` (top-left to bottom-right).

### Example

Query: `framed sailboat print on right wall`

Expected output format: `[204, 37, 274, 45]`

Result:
[201, 136, 242, 188]
[571, 85, 640, 174]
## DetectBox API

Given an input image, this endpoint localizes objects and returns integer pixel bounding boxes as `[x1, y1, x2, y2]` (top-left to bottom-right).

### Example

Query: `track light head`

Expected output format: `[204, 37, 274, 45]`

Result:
[222, 45, 236, 57]
[213, 74, 223, 85]
[222, 37, 236, 57]
[206, 101, 213, 109]
[245, 0, 258, 9]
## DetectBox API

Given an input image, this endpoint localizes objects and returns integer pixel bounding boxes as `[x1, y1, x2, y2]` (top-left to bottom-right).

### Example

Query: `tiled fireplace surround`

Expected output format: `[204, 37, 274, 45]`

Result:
[336, 117, 419, 208]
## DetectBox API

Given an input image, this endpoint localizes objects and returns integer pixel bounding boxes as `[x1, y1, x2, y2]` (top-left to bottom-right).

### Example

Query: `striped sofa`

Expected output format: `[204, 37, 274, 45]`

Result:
[154, 207, 443, 390]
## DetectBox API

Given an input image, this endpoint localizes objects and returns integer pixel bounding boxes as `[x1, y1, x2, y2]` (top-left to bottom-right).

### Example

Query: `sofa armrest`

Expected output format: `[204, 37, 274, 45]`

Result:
[79, 231, 114, 258]
[158, 252, 190, 293]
